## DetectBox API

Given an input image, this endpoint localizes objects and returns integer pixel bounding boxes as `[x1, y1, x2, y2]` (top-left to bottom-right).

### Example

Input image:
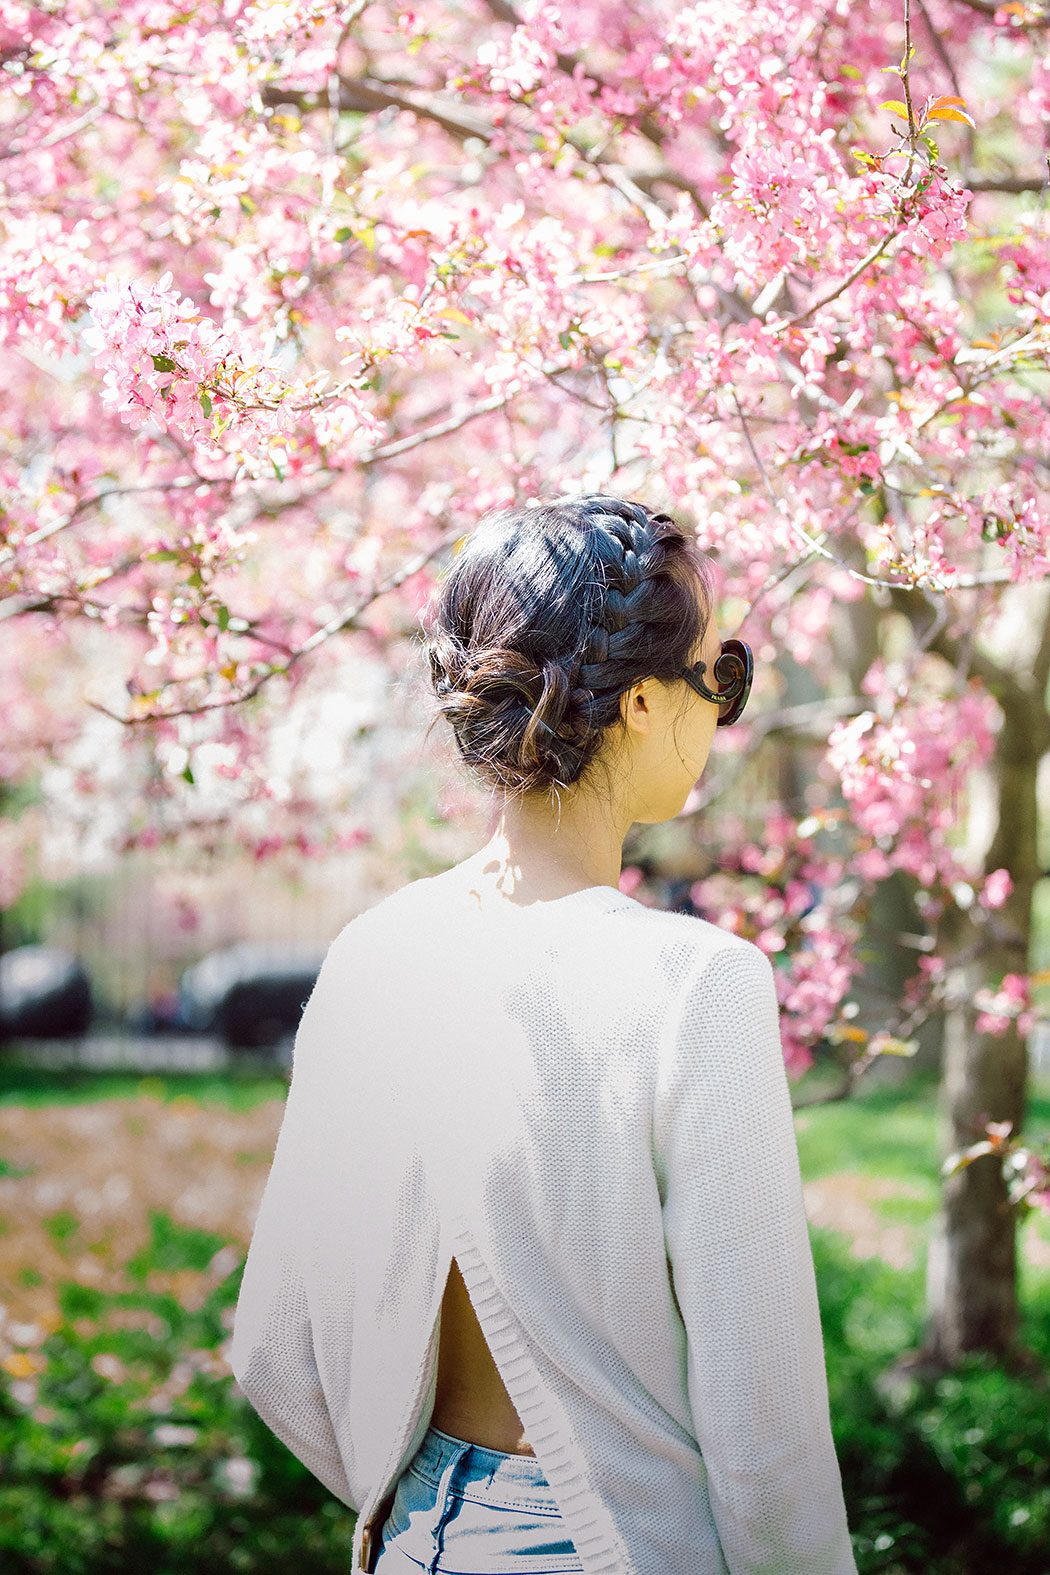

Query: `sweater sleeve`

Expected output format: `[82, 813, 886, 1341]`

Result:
[228, 932, 357, 1511]
[652, 939, 857, 1575]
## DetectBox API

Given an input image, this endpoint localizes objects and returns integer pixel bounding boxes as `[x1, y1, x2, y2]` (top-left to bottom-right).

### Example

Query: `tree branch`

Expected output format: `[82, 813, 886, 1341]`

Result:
[950, 0, 1049, 27]
[964, 172, 1050, 193]
[260, 76, 491, 144]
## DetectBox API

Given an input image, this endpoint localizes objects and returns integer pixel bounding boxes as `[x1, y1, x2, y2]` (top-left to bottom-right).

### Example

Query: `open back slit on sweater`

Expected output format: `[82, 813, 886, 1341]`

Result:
[230, 877, 858, 1575]
[364, 1222, 631, 1574]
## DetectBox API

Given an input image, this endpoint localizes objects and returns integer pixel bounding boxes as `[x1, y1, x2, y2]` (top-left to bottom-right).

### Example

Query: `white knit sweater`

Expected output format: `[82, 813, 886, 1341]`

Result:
[230, 877, 857, 1575]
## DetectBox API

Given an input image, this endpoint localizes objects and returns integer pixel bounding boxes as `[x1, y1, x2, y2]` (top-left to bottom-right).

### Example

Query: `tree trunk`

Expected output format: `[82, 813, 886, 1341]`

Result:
[861, 869, 945, 1088]
[919, 687, 1042, 1371]
[923, 970, 1025, 1363]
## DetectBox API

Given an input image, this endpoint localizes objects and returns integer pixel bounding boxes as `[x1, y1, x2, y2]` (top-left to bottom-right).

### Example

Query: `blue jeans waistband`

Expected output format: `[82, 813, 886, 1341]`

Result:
[408, 1425, 555, 1499]
[374, 1424, 582, 1572]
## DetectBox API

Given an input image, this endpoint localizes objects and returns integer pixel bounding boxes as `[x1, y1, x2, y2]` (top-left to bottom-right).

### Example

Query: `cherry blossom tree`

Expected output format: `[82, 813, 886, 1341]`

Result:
[2, 0, 1049, 1370]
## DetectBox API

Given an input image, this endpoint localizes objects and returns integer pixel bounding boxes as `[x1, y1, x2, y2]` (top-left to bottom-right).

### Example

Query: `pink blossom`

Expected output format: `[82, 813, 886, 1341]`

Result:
[974, 973, 1036, 1037]
[979, 868, 1013, 910]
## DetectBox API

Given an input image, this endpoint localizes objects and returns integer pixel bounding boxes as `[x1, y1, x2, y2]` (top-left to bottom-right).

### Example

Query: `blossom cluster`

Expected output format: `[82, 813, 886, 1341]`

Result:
[1, 0, 1047, 1073]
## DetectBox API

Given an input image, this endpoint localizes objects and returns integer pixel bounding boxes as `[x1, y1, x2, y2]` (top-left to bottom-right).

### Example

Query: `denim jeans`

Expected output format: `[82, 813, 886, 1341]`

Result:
[371, 1424, 584, 1574]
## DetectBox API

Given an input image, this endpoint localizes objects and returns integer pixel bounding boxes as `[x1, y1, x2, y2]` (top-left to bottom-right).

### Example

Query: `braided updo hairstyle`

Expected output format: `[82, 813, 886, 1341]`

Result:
[422, 494, 716, 799]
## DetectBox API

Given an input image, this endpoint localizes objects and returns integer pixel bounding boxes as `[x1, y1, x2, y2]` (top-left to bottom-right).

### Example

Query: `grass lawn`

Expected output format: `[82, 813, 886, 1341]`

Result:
[0, 1065, 289, 1113]
[793, 1065, 1050, 1274]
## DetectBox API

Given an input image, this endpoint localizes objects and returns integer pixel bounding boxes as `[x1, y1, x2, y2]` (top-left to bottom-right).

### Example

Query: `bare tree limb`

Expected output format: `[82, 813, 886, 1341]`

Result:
[260, 76, 492, 143]
[82, 531, 456, 725]
[964, 172, 1050, 193]
[950, 0, 1049, 27]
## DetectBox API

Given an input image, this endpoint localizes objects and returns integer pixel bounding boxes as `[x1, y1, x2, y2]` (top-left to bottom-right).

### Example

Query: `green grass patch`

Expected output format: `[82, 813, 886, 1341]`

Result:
[812, 1228, 1050, 1572]
[0, 1212, 355, 1575]
[0, 1066, 288, 1112]
[793, 1069, 944, 1184]
[868, 1192, 939, 1226]
[794, 1069, 1050, 1271]
[43, 1211, 80, 1252]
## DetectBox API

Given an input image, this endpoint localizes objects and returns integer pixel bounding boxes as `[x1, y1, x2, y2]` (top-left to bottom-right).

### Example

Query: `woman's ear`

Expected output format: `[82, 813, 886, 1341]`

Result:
[619, 679, 654, 735]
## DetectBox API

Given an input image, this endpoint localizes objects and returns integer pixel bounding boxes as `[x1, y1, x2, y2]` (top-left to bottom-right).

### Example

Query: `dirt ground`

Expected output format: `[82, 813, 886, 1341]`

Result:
[0, 1093, 1046, 1353]
[0, 1094, 277, 1343]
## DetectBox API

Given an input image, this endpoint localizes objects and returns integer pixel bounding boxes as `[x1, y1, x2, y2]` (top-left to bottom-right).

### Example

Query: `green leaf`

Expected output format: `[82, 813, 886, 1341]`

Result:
[216, 603, 230, 631]
[151, 354, 177, 373]
[334, 226, 353, 242]
[272, 456, 285, 481]
[187, 568, 203, 589]
[878, 100, 908, 118]
[181, 760, 195, 785]
[145, 549, 181, 562]
[558, 329, 573, 349]
[840, 64, 861, 80]
[199, 391, 212, 417]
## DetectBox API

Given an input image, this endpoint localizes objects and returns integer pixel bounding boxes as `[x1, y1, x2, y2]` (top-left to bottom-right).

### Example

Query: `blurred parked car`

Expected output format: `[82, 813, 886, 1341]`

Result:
[179, 943, 326, 1050]
[0, 945, 94, 1039]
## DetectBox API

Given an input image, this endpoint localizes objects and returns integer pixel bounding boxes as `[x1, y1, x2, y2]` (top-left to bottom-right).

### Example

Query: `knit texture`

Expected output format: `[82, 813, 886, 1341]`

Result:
[230, 877, 857, 1574]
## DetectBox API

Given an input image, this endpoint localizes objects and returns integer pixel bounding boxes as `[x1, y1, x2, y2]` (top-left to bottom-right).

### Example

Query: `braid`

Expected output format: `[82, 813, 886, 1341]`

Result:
[573, 498, 670, 696]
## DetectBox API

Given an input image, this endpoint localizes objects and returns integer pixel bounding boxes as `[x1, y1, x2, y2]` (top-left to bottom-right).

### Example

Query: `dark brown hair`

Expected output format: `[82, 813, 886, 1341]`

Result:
[421, 494, 716, 799]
